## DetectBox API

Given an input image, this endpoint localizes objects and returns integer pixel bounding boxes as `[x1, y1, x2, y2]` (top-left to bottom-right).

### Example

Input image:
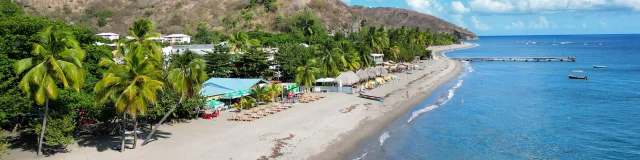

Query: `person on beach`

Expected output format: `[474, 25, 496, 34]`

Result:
[406, 91, 409, 98]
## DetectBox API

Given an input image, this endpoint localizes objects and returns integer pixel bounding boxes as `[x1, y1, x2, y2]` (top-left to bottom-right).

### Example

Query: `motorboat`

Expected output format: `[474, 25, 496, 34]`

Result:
[569, 75, 588, 80]
[593, 65, 609, 68]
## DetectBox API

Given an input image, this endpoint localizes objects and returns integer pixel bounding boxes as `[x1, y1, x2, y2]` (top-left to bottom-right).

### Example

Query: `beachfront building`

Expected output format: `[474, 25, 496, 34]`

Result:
[200, 78, 270, 100]
[371, 53, 384, 65]
[95, 33, 119, 41]
[164, 34, 191, 44]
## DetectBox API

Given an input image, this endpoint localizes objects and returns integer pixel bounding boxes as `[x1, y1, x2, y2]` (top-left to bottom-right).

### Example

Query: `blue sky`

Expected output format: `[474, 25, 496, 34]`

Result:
[341, 0, 640, 36]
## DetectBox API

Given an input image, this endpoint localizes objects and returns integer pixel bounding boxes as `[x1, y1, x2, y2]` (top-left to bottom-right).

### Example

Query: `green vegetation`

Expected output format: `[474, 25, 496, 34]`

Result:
[14, 26, 86, 155]
[0, 1, 459, 156]
[0, 0, 23, 18]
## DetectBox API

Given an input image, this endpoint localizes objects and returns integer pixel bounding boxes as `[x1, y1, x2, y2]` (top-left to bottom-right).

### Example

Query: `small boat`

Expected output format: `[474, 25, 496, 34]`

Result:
[569, 75, 588, 80]
[593, 65, 608, 68]
[572, 70, 584, 73]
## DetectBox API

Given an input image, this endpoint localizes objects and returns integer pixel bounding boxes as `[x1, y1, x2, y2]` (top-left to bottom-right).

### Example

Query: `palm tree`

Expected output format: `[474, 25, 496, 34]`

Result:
[142, 50, 207, 146]
[296, 58, 318, 93]
[127, 19, 163, 65]
[94, 42, 164, 152]
[266, 84, 283, 102]
[251, 86, 270, 104]
[364, 26, 389, 54]
[228, 30, 260, 54]
[337, 41, 360, 71]
[390, 45, 400, 60]
[234, 96, 256, 110]
[13, 27, 85, 156]
[317, 46, 339, 77]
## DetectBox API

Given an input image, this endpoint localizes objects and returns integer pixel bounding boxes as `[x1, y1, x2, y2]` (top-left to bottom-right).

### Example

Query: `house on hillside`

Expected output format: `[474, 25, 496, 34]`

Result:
[162, 44, 217, 56]
[95, 33, 119, 41]
[164, 34, 191, 44]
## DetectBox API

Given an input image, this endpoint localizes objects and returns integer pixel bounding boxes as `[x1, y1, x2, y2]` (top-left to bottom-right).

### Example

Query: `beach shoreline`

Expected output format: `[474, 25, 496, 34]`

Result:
[3, 43, 476, 160]
[309, 43, 476, 160]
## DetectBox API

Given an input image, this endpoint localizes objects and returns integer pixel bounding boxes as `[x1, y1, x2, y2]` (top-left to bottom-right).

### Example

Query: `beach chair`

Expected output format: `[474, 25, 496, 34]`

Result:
[227, 114, 236, 121]
[250, 113, 262, 119]
[242, 115, 254, 121]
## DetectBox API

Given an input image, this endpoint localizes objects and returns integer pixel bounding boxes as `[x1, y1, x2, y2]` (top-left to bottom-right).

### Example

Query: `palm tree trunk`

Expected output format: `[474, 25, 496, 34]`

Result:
[142, 94, 184, 146]
[37, 96, 49, 156]
[132, 116, 137, 149]
[120, 107, 128, 152]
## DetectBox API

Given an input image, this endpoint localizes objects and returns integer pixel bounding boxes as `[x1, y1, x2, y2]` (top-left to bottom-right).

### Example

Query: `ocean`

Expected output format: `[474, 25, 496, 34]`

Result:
[349, 35, 640, 159]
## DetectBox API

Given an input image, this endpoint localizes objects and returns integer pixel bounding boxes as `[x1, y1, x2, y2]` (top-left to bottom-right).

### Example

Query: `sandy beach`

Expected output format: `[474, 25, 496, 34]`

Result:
[4, 43, 475, 160]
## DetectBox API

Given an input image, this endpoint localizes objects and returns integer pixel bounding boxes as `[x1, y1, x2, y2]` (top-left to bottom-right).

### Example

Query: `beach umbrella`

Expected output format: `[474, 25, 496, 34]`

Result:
[220, 91, 241, 99]
[240, 89, 251, 96]
[206, 100, 225, 109]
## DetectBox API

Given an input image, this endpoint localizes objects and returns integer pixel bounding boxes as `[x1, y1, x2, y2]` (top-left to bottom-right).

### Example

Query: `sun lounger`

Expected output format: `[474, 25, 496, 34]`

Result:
[243, 115, 254, 121]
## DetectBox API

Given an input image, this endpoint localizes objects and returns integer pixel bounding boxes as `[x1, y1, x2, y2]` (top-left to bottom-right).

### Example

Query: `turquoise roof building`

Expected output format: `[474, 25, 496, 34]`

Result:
[199, 78, 270, 98]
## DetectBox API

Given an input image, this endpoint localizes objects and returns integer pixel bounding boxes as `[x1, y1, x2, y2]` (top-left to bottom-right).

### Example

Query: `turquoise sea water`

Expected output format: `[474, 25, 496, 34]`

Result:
[349, 35, 640, 159]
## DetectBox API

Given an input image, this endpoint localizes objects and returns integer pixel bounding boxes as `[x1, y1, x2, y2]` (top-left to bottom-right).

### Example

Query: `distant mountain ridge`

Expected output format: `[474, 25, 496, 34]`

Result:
[13, 0, 477, 40]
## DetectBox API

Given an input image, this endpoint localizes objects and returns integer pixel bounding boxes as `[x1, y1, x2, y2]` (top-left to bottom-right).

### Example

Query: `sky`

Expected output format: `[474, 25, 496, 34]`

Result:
[341, 0, 640, 36]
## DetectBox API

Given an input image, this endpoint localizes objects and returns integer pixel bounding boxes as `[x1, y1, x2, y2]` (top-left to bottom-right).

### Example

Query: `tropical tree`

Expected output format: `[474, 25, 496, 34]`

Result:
[364, 26, 388, 54]
[94, 42, 164, 152]
[336, 41, 360, 71]
[142, 50, 207, 146]
[13, 27, 85, 155]
[295, 58, 318, 92]
[126, 19, 163, 65]
[251, 86, 270, 103]
[228, 30, 260, 54]
[266, 84, 283, 102]
[317, 46, 339, 77]
[234, 96, 256, 110]
[390, 45, 400, 60]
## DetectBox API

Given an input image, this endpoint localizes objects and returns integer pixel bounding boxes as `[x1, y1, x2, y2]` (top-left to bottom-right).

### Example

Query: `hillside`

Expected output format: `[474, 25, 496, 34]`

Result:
[13, 0, 477, 40]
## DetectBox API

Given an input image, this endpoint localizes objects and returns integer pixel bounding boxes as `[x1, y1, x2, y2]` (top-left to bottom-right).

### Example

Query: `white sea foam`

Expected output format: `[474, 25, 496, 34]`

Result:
[379, 131, 390, 147]
[407, 79, 465, 123]
[353, 152, 368, 160]
[407, 105, 439, 122]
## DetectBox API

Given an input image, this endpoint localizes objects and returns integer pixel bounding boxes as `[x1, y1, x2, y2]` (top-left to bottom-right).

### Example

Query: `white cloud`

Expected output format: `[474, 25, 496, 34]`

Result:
[529, 16, 550, 29]
[600, 21, 607, 28]
[451, 1, 471, 14]
[505, 21, 525, 30]
[471, 16, 491, 30]
[467, 0, 640, 14]
[406, 0, 445, 15]
[451, 14, 467, 28]
[468, 0, 515, 14]
[527, 16, 557, 29]
[583, 23, 588, 28]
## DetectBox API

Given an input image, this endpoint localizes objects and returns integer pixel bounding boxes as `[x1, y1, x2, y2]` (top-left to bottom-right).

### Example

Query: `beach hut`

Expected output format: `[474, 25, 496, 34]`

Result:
[355, 69, 368, 82]
[335, 71, 359, 85]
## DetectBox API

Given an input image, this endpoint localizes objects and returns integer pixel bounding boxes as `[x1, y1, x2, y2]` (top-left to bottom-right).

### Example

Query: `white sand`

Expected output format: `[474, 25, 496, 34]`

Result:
[4, 43, 476, 160]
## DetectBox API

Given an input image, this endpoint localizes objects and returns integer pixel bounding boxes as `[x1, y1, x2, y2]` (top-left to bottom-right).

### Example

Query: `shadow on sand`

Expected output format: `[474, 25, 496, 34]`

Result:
[6, 129, 174, 156]
[75, 130, 173, 152]
[6, 132, 71, 156]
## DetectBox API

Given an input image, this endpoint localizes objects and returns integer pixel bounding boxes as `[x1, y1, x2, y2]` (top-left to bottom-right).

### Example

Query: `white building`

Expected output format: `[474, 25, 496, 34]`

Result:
[371, 53, 384, 65]
[162, 44, 216, 56]
[163, 34, 191, 44]
[95, 33, 119, 41]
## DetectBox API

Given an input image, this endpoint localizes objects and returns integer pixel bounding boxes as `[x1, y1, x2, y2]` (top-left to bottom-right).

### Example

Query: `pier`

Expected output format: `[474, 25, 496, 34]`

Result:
[451, 56, 576, 62]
